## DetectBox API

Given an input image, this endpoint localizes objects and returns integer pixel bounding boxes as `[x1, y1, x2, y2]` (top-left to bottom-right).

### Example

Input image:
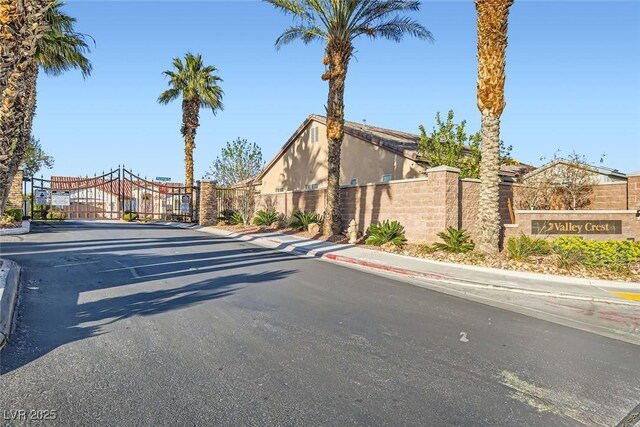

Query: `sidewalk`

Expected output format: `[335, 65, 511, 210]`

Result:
[170, 223, 640, 306]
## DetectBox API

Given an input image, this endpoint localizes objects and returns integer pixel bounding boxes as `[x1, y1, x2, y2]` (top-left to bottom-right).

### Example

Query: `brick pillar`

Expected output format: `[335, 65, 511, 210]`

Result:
[426, 166, 460, 235]
[628, 173, 640, 211]
[199, 180, 218, 226]
[7, 169, 24, 212]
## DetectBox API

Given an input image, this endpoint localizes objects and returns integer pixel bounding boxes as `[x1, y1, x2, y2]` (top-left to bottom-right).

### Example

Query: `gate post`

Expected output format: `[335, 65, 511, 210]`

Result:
[199, 179, 218, 226]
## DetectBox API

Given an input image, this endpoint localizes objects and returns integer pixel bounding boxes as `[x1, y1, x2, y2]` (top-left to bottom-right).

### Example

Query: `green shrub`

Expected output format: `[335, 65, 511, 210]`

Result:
[253, 209, 280, 226]
[365, 220, 407, 247]
[276, 213, 288, 229]
[416, 244, 437, 255]
[0, 216, 17, 227]
[551, 237, 640, 268]
[2, 208, 22, 223]
[434, 226, 475, 253]
[229, 212, 244, 225]
[46, 211, 66, 221]
[288, 211, 322, 231]
[506, 234, 551, 261]
[123, 211, 139, 222]
[552, 247, 585, 269]
[217, 209, 237, 224]
[32, 210, 48, 220]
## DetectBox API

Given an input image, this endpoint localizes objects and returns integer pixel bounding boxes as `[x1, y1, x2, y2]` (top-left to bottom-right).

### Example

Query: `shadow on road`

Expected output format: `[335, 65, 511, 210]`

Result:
[0, 222, 298, 375]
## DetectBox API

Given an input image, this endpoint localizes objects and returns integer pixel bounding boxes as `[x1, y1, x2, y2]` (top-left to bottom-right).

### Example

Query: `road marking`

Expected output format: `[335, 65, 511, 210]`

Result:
[613, 292, 640, 302]
[52, 261, 99, 268]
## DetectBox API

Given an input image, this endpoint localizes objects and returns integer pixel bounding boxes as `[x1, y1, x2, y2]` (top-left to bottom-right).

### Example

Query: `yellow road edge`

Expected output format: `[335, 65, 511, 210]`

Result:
[612, 292, 640, 301]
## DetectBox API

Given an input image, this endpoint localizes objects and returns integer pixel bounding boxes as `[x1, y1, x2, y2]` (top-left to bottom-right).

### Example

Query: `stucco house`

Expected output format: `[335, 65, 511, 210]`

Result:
[254, 115, 424, 194]
[519, 159, 628, 185]
[514, 159, 639, 211]
[254, 115, 531, 195]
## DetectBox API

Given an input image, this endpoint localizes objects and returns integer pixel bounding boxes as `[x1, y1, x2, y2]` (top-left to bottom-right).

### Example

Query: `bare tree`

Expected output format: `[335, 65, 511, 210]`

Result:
[516, 152, 597, 210]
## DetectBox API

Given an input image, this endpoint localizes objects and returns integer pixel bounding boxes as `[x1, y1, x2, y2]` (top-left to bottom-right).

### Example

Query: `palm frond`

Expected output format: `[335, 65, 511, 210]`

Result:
[158, 52, 224, 114]
[275, 25, 326, 49]
[157, 88, 181, 105]
[266, 0, 431, 51]
[360, 15, 432, 42]
[38, 0, 93, 78]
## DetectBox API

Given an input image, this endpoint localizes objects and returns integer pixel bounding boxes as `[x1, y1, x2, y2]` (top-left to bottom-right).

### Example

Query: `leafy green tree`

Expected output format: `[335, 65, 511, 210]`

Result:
[158, 53, 224, 189]
[22, 137, 54, 177]
[205, 138, 264, 186]
[418, 110, 512, 179]
[265, 0, 432, 235]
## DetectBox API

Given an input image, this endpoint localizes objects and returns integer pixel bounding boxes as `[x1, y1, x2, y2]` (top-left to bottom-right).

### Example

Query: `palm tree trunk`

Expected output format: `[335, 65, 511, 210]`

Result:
[322, 41, 352, 236]
[476, 111, 501, 252]
[0, 0, 48, 213]
[475, 0, 513, 253]
[0, 61, 38, 212]
[181, 99, 200, 190]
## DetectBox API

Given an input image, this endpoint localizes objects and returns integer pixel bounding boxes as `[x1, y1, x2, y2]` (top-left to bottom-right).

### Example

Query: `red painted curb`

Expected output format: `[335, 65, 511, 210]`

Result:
[323, 253, 446, 281]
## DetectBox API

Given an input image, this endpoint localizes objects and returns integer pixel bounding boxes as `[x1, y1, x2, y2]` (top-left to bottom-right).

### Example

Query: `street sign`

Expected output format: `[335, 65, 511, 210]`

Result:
[181, 195, 190, 204]
[155, 177, 171, 182]
[51, 191, 71, 207]
[180, 203, 190, 213]
[159, 185, 168, 194]
[35, 190, 49, 205]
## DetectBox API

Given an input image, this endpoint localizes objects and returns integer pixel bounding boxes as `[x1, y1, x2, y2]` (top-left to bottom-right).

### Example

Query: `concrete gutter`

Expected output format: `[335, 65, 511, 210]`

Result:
[0, 259, 21, 350]
[0, 220, 30, 236]
[163, 223, 640, 306]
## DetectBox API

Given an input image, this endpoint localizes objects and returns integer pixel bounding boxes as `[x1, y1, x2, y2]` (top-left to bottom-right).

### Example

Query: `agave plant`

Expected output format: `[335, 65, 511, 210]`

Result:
[253, 209, 280, 226]
[365, 220, 407, 247]
[434, 226, 475, 253]
[288, 211, 322, 231]
[229, 212, 244, 226]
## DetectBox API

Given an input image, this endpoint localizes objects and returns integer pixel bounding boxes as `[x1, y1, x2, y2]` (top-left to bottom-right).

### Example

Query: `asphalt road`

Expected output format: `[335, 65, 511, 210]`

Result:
[1, 221, 638, 426]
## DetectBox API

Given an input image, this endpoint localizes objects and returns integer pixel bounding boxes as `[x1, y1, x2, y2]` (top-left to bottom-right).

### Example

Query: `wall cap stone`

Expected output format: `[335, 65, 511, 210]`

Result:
[426, 166, 461, 174]
[460, 178, 481, 183]
[260, 177, 431, 195]
[503, 224, 519, 228]
[515, 209, 638, 214]
[626, 171, 640, 177]
[595, 181, 627, 186]
[200, 179, 216, 183]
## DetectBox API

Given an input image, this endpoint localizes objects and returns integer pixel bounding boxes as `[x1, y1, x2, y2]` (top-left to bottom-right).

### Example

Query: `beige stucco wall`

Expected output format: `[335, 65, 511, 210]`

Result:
[258, 120, 422, 193]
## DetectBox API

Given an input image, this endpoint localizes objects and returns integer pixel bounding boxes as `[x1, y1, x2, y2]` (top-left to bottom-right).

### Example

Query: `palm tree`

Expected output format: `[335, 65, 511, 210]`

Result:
[1, 0, 92, 211]
[265, 0, 431, 236]
[158, 53, 224, 190]
[0, 0, 49, 213]
[474, 0, 514, 253]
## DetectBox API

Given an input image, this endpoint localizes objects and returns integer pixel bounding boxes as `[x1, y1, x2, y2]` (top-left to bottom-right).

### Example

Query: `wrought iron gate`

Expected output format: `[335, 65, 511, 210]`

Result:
[122, 168, 197, 222]
[30, 166, 198, 223]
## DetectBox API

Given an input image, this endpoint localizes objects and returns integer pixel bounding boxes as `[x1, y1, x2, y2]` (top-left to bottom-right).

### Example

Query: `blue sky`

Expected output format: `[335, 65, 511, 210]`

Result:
[33, 0, 640, 183]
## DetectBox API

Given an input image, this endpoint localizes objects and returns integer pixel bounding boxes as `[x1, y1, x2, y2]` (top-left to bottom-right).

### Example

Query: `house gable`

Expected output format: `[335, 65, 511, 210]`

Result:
[521, 159, 627, 184]
[256, 115, 423, 194]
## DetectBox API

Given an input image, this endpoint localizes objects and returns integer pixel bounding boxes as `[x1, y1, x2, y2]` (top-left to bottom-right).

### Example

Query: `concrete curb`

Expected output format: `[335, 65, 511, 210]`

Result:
[161, 223, 640, 307]
[372, 250, 640, 290]
[0, 259, 21, 350]
[0, 220, 30, 236]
